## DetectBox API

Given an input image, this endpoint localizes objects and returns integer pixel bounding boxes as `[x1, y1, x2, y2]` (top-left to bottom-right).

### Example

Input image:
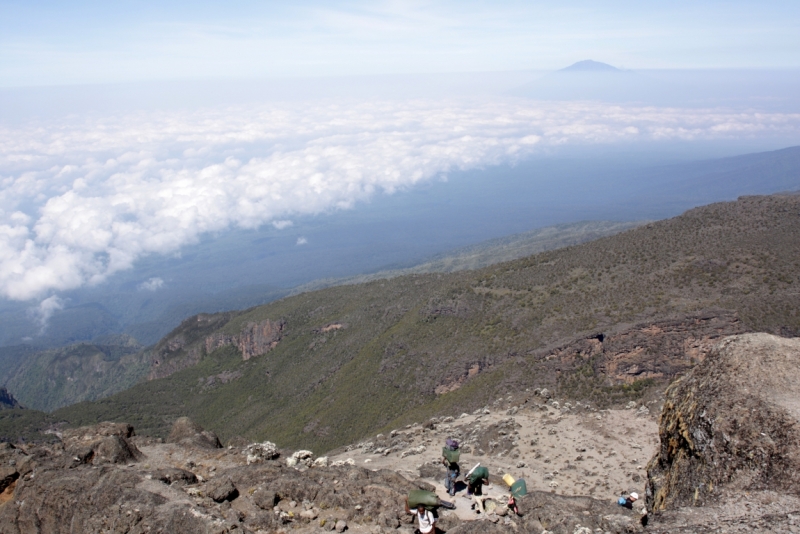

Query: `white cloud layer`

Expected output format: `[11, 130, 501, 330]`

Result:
[272, 220, 294, 230]
[28, 295, 65, 333]
[137, 277, 165, 292]
[1, 97, 799, 301]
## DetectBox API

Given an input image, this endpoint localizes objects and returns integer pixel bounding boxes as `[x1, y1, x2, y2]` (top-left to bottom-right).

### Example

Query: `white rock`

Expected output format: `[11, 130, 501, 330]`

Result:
[245, 441, 280, 464]
[299, 509, 319, 519]
[400, 445, 426, 458]
[314, 456, 329, 467]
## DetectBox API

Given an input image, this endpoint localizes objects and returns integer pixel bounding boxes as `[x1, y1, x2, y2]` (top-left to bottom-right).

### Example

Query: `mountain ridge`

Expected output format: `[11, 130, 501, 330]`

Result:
[1, 193, 799, 453]
[0, 220, 642, 413]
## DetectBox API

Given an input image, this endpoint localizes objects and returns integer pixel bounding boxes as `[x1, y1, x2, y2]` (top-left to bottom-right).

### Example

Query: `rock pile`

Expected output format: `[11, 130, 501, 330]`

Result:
[244, 440, 279, 464]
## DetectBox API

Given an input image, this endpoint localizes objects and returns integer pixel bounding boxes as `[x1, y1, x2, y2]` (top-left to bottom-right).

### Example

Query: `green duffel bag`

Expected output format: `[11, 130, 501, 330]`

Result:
[408, 489, 440, 510]
[510, 478, 528, 498]
[468, 466, 489, 484]
[442, 446, 460, 465]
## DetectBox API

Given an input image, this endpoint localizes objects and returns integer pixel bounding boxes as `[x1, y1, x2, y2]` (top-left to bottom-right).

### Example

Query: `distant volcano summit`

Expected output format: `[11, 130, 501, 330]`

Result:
[560, 60, 621, 72]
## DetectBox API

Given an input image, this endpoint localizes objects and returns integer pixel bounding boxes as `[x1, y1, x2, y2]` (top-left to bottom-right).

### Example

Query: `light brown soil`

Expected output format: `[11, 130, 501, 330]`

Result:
[328, 399, 658, 522]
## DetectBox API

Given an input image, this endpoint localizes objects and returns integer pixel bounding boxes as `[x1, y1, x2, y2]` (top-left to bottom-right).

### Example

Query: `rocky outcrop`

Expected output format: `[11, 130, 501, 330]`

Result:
[237, 319, 285, 361]
[148, 313, 236, 380]
[546, 310, 743, 384]
[149, 315, 284, 380]
[434, 310, 743, 399]
[646, 333, 800, 526]
[61, 422, 143, 465]
[167, 417, 222, 450]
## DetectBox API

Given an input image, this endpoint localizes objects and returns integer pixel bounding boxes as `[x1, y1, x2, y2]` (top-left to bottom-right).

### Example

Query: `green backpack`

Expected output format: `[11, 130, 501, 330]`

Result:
[468, 466, 489, 484]
[442, 446, 460, 465]
[408, 489, 440, 510]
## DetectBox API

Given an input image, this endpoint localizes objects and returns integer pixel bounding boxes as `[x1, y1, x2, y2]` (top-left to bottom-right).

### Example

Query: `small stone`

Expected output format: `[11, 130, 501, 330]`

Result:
[206, 477, 238, 503]
[335, 519, 347, 532]
[299, 509, 318, 520]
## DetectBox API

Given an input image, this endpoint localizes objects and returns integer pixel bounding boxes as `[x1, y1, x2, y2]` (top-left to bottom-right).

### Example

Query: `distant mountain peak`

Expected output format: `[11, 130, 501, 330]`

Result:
[560, 60, 620, 72]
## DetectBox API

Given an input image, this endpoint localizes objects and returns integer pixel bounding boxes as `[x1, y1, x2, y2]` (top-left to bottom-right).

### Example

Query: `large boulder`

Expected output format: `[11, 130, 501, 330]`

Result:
[647, 333, 800, 512]
[61, 422, 143, 465]
[167, 417, 222, 449]
[205, 476, 238, 502]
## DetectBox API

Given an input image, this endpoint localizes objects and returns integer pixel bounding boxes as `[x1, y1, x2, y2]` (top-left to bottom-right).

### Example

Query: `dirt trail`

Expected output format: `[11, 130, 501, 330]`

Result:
[328, 395, 659, 521]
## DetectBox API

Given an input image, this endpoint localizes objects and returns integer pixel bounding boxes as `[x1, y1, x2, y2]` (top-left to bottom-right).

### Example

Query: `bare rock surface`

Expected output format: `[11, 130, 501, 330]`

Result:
[167, 417, 223, 450]
[61, 421, 143, 465]
[646, 333, 800, 532]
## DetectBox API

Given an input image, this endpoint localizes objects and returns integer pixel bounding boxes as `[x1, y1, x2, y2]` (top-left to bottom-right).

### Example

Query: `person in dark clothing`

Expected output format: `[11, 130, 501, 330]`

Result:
[442, 438, 460, 496]
[617, 492, 639, 509]
[467, 465, 489, 496]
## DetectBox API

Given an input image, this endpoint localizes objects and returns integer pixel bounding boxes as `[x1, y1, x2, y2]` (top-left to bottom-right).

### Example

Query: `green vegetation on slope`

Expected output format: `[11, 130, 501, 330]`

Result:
[2, 338, 148, 412]
[6, 194, 800, 452]
[0, 220, 639, 413]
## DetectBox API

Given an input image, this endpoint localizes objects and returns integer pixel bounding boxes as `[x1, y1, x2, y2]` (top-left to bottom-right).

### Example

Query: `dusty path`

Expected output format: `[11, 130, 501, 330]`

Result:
[328, 396, 659, 521]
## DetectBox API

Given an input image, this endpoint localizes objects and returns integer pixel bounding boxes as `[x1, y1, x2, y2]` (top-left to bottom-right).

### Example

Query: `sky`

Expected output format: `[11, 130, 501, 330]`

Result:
[1, 0, 799, 86]
[1, 0, 800, 323]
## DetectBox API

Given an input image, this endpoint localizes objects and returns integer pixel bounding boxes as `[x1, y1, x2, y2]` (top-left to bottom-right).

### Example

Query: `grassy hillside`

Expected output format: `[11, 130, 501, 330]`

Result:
[0, 220, 640, 413]
[5, 194, 800, 451]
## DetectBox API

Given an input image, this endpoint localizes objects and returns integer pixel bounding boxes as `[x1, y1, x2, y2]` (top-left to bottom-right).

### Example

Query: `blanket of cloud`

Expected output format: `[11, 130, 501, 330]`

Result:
[2, 97, 800, 302]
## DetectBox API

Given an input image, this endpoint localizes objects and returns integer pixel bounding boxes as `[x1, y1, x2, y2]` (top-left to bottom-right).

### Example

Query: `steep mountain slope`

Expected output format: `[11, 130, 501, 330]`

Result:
[0, 220, 641, 413]
[3, 194, 800, 452]
[1, 338, 148, 412]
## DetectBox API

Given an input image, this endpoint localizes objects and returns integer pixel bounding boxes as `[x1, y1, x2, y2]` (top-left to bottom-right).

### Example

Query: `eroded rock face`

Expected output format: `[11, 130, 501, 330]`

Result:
[237, 319, 285, 361]
[148, 316, 285, 380]
[647, 333, 800, 512]
[432, 310, 743, 398]
[167, 417, 222, 450]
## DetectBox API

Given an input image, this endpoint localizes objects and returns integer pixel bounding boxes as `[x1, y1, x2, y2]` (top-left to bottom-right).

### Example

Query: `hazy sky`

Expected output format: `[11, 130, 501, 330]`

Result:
[2, 0, 799, 86]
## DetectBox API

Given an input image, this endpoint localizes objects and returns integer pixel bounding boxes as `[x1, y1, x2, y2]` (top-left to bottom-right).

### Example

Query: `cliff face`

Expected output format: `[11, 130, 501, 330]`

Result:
[237, 319, 285, 361]
[442, 310, 745, 407]
[646, 333, 800, 514]
[148, 314, 284, 380]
